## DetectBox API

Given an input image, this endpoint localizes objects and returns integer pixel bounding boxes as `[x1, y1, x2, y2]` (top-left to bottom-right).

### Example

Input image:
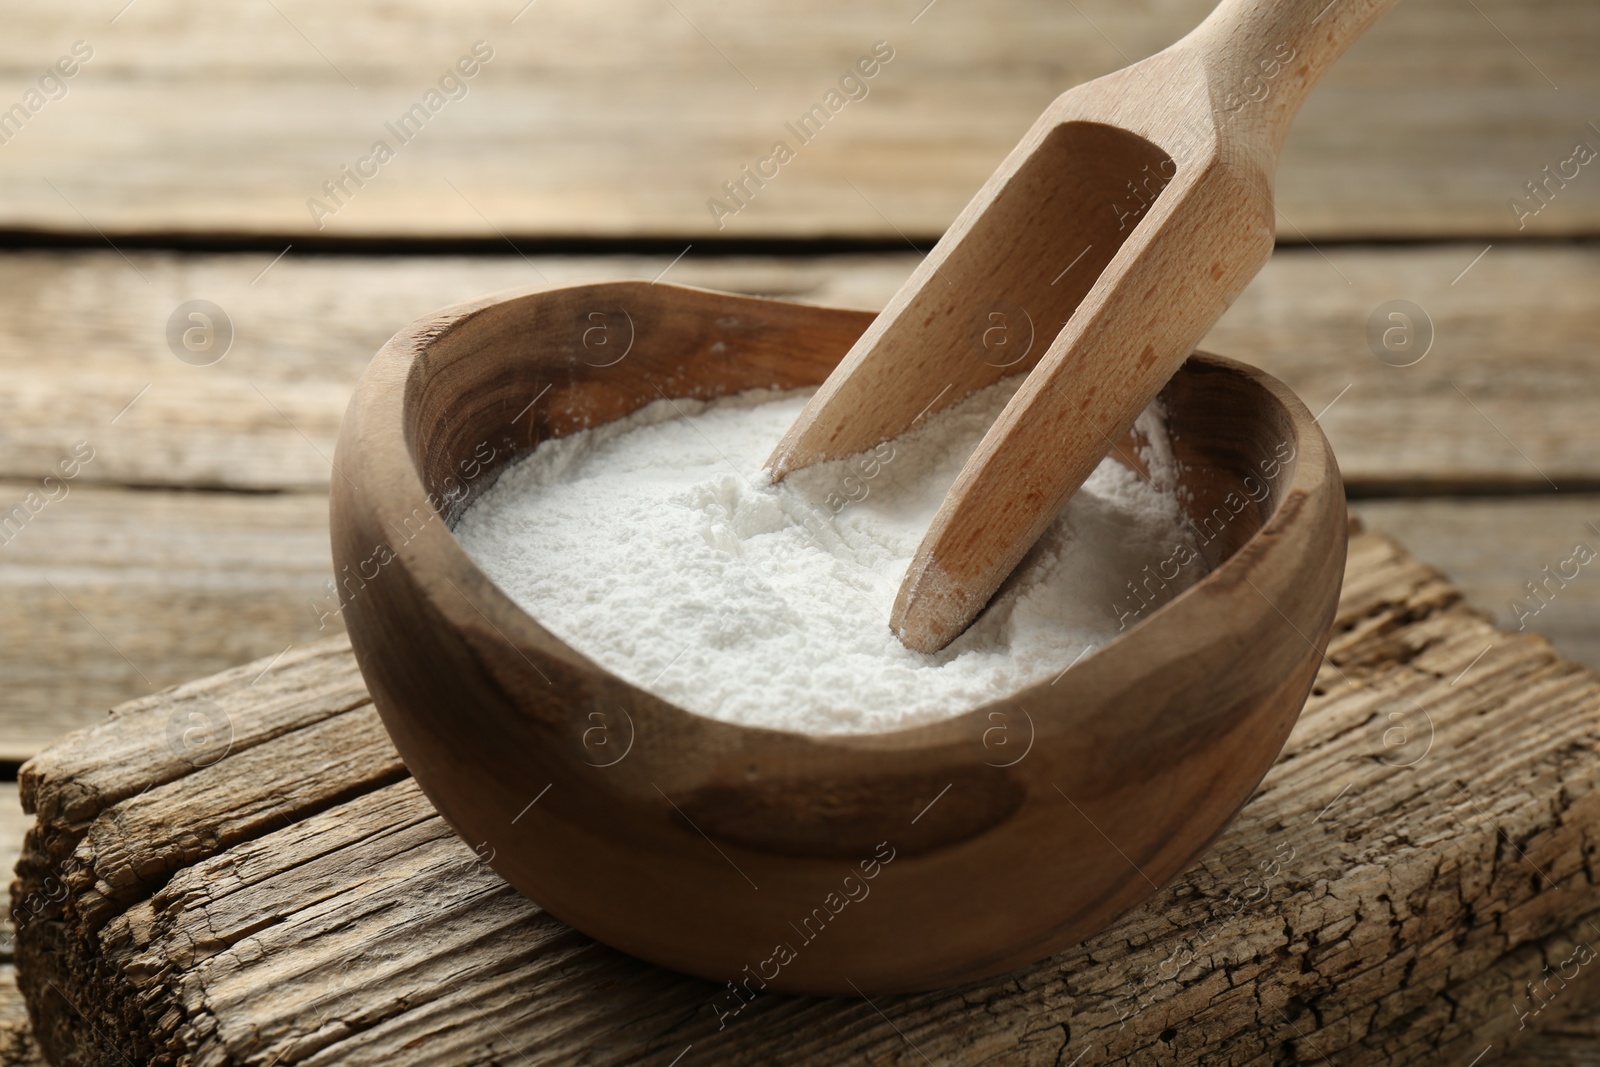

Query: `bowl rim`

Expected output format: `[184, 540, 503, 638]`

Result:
[343, 278, 1341, 753]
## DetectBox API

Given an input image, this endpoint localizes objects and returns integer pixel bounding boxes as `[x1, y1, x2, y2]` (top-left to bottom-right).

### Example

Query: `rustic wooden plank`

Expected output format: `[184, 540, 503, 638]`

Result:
[3, 244, 1600, 758]
[14, 528, 1600, 1065]
[0, 251, 911, 491]
[4, 245, 1597, 766]
[29, 484, 1600, 772]
[0, 0, 1594, 241]
[1353, 495, 1600, 672]
[0, 481, 339, 761]
[69, 706, 405, 932]
[1210, 244, 1600, 495]
[17, 639, 366, 835]
[2, 244, 1597, 494]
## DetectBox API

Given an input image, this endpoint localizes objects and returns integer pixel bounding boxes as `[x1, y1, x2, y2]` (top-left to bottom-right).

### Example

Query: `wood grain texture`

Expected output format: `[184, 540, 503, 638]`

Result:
[1354, 495, 1600, 674]
[0, 481, 337, 761]
[3, 244, 1599, 762]
[1, 244, 1595, 495]
[1504, 1005, 1600, 1067]
[0, 251, 912, 492]
[1207, 243, 1600, 496]
[0, 0, 1594, 241]
[13, 528, 1600, 1064]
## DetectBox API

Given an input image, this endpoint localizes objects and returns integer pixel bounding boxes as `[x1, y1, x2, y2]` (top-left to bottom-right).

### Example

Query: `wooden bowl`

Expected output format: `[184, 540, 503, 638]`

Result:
[331, 281, 1345, 996]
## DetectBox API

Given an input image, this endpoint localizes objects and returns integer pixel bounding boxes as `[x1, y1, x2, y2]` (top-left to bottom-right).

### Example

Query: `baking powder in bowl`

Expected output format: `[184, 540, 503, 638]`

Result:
[454, 381, 1205, 735]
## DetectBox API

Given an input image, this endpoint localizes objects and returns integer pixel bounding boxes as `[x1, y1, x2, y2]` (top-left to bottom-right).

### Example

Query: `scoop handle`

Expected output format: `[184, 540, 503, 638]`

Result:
[1188, 0, 1401, 153]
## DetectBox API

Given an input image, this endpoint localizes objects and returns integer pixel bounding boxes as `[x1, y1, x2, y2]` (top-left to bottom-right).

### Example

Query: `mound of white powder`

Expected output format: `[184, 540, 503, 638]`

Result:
[454, 382, 1204, 735]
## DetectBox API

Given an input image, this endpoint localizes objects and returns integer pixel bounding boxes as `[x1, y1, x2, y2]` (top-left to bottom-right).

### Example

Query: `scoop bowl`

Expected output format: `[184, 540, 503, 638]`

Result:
[330, 280, 1345, 995]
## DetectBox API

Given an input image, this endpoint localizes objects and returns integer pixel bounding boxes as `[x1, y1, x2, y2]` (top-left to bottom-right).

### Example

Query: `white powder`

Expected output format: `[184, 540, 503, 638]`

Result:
[454, 381, 1204, 735]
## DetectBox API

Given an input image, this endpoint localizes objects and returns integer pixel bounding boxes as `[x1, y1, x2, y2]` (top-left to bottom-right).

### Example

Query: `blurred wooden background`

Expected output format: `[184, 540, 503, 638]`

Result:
[0, 0, 1598, 1062]
[3, 0, 1598, 237]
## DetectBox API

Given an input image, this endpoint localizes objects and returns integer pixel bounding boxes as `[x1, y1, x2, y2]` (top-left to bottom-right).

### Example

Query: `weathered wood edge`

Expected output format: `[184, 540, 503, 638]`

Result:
[13, 529, 1600, 1065]
[0, 785, 46, 1067]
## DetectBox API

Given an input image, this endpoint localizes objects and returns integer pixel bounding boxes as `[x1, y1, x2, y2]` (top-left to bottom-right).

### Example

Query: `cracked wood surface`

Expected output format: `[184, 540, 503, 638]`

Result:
[11, 529, 1600, 1065]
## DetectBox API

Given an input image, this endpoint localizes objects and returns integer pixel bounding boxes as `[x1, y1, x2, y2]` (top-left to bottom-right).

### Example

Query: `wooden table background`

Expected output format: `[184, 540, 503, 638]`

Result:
[1, 0, 1597, 1061]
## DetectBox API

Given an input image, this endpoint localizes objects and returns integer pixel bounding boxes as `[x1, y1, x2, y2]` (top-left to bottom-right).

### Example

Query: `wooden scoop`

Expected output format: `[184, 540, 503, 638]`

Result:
[768, 0, 1396, 653]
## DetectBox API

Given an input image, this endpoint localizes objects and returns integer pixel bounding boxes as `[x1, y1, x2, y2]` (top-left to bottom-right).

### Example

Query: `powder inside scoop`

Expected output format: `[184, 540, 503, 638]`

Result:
[454, 381, 1206, 735]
